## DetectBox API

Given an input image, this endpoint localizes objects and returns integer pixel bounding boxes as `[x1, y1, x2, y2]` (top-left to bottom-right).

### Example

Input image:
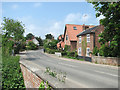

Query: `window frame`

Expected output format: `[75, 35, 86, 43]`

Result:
[78, 47, 81, 56]
[79, 36, 81, 43]
[86, 47, 90, 57]
[87, 34, 90, 42]
[73, 26, 77, 30]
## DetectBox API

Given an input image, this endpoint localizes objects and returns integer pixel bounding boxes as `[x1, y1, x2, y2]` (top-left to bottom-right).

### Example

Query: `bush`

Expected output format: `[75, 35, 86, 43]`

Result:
[49, 49, 55, 54]
[67, 51, 75, 57]
[64, 45, 71, 52]
[26, 41, 38, 50]
[61, 51, 67, 56]
[2, 55, 25, 89]
[92, 46, 99, 56]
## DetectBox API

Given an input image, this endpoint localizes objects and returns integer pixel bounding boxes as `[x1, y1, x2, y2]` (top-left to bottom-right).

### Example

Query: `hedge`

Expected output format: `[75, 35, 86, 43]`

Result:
[2, 55, 25, 89]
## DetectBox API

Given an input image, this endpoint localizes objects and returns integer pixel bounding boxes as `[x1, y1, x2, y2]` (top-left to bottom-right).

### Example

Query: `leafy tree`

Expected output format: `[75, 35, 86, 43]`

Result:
[45, 34, 54, 40]
[89, 1, 120, 57]
[36, 36, 43, 46]
[48, 40, 58, 49]
[26, 33, 34, 40]
[2, 17, 25, 55]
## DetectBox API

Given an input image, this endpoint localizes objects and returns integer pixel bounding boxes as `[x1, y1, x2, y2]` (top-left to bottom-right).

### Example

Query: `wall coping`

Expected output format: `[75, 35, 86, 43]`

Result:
[19, 55, 70, 88]
[92, 55, 120, 59]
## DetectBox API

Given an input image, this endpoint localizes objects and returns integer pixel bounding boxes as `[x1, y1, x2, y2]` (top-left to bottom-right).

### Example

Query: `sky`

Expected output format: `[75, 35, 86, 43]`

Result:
[1, 2, 105, 39]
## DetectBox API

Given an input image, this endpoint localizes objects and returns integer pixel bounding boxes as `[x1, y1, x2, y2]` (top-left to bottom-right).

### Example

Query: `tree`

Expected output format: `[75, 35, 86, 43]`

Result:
[2, 17, 25, 55]
[26, 33, 34, 40]
[89, 1, 120, 57]
[45, 34, 54, 40]
[48, 40, 58, 49]
[36, 36, 43, 46]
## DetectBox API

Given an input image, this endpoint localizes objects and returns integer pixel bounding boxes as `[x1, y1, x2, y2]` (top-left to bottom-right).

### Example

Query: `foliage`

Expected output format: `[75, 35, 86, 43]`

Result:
[61, 51, 67, 56]
[45, 34, 54, 40]
[39, 81, 51, 89]
[64, 45, 71, 52]
[89, 2, 120, 57]
[2, 17, 25, 55]
[26, 41, 38, 50]
[92, 46, 99, 56]
[2, 55, 25, 89]
[48, 40, 58, 49]
[45, 48, 55, 54]
[26, 33, 34, 40]
[36, 36, 43, 46]
[82, 37, 87, 57]
[45, 67, 66, 82]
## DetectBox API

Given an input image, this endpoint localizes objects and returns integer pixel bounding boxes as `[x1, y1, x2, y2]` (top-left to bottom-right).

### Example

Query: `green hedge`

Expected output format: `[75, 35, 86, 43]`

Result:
[2, 55, 25, 89]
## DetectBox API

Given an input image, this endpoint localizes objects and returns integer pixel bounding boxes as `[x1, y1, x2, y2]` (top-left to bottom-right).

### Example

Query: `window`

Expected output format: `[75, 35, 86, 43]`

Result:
[87, 34, 90, 42]
[86, 48, 90, 56]
[66, 35, 68, 40]
[78, 47, 81, 56]
[79, 36, 81, 43]
[73, 27, 77, 30]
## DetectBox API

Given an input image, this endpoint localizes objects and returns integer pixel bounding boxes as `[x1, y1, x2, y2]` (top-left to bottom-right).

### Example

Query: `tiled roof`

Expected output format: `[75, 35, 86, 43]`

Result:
[77, 26, 98, 37]
[64, 24, 95, 41]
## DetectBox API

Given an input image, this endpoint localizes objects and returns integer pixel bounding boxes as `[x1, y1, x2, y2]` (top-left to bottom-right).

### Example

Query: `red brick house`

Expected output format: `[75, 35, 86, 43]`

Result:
[63, 24, 95, 51]
[57, 35, 65, 49]
[77, 25, 104, 57]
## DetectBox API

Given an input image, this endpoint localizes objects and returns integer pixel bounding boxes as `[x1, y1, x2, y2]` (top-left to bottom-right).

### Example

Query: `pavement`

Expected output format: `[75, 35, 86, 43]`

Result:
[19, 49, 119, 88]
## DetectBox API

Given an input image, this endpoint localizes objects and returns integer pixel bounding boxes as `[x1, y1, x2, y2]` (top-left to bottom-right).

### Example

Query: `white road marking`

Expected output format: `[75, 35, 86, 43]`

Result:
[59, 63, 78, 67]
[94, 70, 118, 77]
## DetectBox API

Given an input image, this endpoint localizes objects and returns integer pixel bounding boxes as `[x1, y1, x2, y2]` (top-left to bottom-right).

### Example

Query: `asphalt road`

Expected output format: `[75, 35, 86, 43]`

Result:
[23, 50, 118, 88]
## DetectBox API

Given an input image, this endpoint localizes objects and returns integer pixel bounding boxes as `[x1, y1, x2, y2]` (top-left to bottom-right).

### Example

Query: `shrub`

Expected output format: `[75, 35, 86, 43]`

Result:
[2, 55, 25, 89]
[67, 51, 75, 57]
[64, 45, 71, 52]
[74, 51, 78, 58]
[61, 51, 67, 56]
[49, 49, 55, 54]
[26, 41, 38, 50]
[92, 46, 99, 56]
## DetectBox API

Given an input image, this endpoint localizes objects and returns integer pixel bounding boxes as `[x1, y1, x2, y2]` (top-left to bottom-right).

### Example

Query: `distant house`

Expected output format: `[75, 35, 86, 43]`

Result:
[77, 25, 104, 57]
[26, 37, 39, 46]
[57, 35, 65, 50]
[63, 24, 95, 51]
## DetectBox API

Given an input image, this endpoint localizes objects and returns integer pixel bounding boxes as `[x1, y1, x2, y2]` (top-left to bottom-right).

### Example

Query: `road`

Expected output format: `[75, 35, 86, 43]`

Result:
[22, 50, 118, 88]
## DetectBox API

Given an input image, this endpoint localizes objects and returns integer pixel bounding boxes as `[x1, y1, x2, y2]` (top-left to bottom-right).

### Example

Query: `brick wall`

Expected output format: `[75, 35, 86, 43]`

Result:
[77, 34, 94, 57]
[64, 30, 70, 45]
[20, 64, 42, 88]
[70, 41, 77, 51]
[92, 55, 120, 66]
[20, 64, 52, 88]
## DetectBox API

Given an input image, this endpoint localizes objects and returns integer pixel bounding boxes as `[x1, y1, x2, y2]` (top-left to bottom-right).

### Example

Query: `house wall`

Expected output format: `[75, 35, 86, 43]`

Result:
[70, 41, 77, 51]
[77, 34, 94, 57]
[64, 30, 71, 46]
[94, 25, 104, 49]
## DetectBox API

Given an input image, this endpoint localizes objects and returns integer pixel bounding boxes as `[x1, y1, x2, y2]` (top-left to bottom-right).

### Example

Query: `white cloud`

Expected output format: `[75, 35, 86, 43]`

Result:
[64, 13, 90, 24]
[12, 4, 19, 9]
[15, 12, 94, 39]
[33, 3, 42, 8]
[65, 13, 81, 23]
[97, 15, 105, 21]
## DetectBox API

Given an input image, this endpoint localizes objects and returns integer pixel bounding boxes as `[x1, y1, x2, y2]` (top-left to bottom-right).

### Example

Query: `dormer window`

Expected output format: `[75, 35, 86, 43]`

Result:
[73, 27, 77, 30]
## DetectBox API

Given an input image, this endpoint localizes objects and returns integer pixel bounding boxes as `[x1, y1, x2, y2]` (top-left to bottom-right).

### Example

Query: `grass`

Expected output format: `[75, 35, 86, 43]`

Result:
[2, 55, 25, 89]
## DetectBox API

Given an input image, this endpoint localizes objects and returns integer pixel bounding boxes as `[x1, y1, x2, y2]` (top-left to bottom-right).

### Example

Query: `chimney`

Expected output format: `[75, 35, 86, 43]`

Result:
[83, 24, 85, 31]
